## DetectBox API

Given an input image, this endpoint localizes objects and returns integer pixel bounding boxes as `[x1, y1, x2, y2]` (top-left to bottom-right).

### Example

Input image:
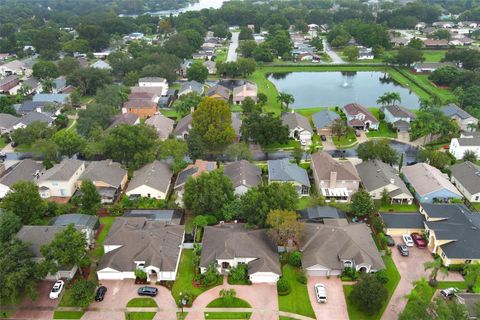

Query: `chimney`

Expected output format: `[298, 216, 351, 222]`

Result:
[330, 171, 337, 188]
[390, 178, 395, 184]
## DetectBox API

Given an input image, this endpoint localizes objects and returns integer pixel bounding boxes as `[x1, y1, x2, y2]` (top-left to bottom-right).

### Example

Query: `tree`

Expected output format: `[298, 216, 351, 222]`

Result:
[253, 43, 274, 62]
[309, 37, 324, 51]
[237, 58, 256, 77]
[348, 274, 388, 315]
[463, 150, 478, 163]
[380, 188, 391, 206]
[173, 93, 201, 118]
[0, 238, 40, 304]
[1, 181, 46, 224]
[429, 66, 463, 87]
[239, 40, 257, 58]
[418, 149, 452, 169]
[219, 288, 236, 305]
[95, 85, 129, 107]
[277, 92, 295, 110]
[351, 189, 375, 217]
[407, 37, 424, 50]
[79, 180, 101, 215]
[432, 296, 469, 319]
[257, 93, 268, 106]
[357, 140, 399, 165]
[331, 118, 348, 140]
[40, 225, 89, 277]
[32, 60, 59, 80]
[395, 47, 423, 67]
[424, 256, 448, 286]
[191, 98, 235, 152]
[240, 183, 298, 227]
[241, 111, 289, 146]
[53, 130, 86, 158]
[158, 138, 188, 173]
[184, 170, 235, 218]
[67, 68, 113, 95]
[0, 211, 22, 243]
[240, 97, 257, 114]
[464, 263, 480, 292]
[377, 92, 401, 106]
[431, 29, 451, 41]
[239, 27, 254, 40]
[225, 142, 252, 161]
[77, 103, 117, 137]
[343, 45, 359, 62]
[398, 278, 432, 320]
[186, 62, 208, 83]
[69, 279, 96, 308]
[58, 57, 80, 76]
[292, 146, 303, 164]
[266, 210, 304, 246]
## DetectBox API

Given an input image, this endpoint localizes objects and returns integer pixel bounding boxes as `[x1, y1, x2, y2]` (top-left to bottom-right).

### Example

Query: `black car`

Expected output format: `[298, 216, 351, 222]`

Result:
[320, 135, 327, 142]
[385, 235, 395, 247]
[138, 286, 158, 297]
[397, 244, 409, 256]
[95, 286, 107, 302]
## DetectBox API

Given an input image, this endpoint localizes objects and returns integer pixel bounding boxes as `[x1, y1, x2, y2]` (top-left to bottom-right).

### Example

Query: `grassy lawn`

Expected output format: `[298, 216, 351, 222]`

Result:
[14, 144, 34, 152]
[366, 121, 397, 139]
[332, 132, 357, 148]
[399, 281, 435, 317]
[376, 202, 419, 213]
[343, 256, 400, 320]
[204, 312, 251, 319]
[0, 136, 7, 149]
[90, 216, 116, 261]
[295, 107, 327, 118]
[125, 312, 156, 320]
[262, 139, 301, 151]
[161, 109, 180, 120]
[410, 73, 456, 103]
[296, 196, 311, 210]
[278, 265, 315, 319]
[422, 50, 447, 62]
[207, 297, 251, 308]
[126, 298, 158, 308]
[215, 49, 227, 63]
[53, 311, 85, 319]
[471, 202, 480, 212]
[437, 281, 468, 290]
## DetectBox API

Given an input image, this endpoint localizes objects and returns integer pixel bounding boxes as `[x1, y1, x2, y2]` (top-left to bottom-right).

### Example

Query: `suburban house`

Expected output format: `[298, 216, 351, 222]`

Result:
[91, 60, 112, 70]
[97, 217, 185, 281]
[138, 77, 169, 96]
[450, 161, 480, 202]
[342, 103, 379, 130]
[178, 80, 204, 97]
[203, 60, 217, 75]
[108, 113, 140, 129]
[402, 163, 462, 203]
[299, 206, 346, 222]
[37, 159, 85, 200]
[423, 39, 449, 48]
[206, 85, 231, 101]
[0, 113, 20, 134]
[0, 75, 19, 93]
[381, 212, 425, 236]
[300, 221, 385, 276]
[232, 83, 258, 105]
[174, 160, 217, 201]
[50, 213, 99, 246]
[13, 112, 55, 130]
[200, 223, 281, 283]
[173, 114, 192, 140]
[268, 158, 310, 197]
[310, 152, 360, 202]
[420, 203, 480, 266]
[126, 160, 173, 200]
[442, 104, 478, 132]
[123, 98, 157, 119]
[382, 105, 416, 132]
[0, 59, 30, 76]
[0, 159, 44, 198]
[413, 62, 455, 73]
[32, 93, 70, 105]
[78, 160, 128, 204]
[312, 110, 340, 135]
[223, 160, 262, 196]
[281, 112, 313, 146]
[16, 226, 78, 280]
[130, 87, 164, 104]
[145, 114, 175, 140]
[450, 135, 480, 159]
[356, 160, 414, 204]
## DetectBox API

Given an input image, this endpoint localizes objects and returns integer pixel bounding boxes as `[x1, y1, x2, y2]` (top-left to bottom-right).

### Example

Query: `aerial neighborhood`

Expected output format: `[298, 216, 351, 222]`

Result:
[2, 0, 480, 320]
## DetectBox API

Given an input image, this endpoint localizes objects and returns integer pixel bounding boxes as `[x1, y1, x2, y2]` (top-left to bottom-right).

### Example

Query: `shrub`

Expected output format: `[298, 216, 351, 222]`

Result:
[296, 272, 307, 284]
[229, 264, 248, 282]
[135, 269, 147, 280]
[277, 279, 291, 295]
[375, 270, 389, 284]
[288, 251, 302, 267]
[349, 274, 388, 315]
[70, 279, 96, 308]
[448, 264, 465, 272]
[342, 267, 358, 280]
[205, 215, 218, 225]
[201, 263, 219, 287]
[109, 203, 124, 216]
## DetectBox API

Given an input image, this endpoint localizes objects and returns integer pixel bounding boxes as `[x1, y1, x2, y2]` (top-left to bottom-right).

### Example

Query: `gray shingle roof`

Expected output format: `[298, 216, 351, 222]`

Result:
[384, 105, 416, 119]
[312, 110, 340, 130]
[17, 111, 54, 126]
[450, 161, 480, 195]
[16, 225, 67, 257]
[299, 206, 346, 220]
[108, 113, 139, 129]
[381, 212, 425, 229]
[80, 160, 127, 188]
[268, 158, 310, 187]
[173, 114, 192, 136]
[281, 112, 313, 134]
[38, 159, 84, 182]
[200, 223, 281, 275]
[145, 114, 175, 140]
[51, 214, 99, 230]
[402, 163, 461, 197]
[455, 137, 480, 147]
[123, 209, 183, 225]
[0, 159, 44, 187]
[207, 85, 230, 100]
[0, 113, 20, 128]
[311, 152, 360, 181]
[442, 104, 475, 120]
[179, 80, 203, 96]
[223, 160, 262, 190]
[127, 160, 172, 194]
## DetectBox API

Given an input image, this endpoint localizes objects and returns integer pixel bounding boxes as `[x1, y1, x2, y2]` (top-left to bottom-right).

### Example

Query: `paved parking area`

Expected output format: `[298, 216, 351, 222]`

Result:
[307, 277, 348, 320]
[13, 281, 59, 320]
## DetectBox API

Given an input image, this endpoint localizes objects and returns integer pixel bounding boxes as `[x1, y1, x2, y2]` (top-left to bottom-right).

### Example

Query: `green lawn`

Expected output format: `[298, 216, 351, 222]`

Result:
[90, 216, 116, 261]
[399, 280, 435, 317]
[160, 109, 180, 120]
[332, 132, 357, 148]
[125, 312, 156, 320]
[14, 143, 34, 152]
[278, 265, 315, 319]
[437, 281, 468, 290]
[296, 196, 312, 210]
[343, 256, 400, 320]
[126, 298, 158, 308]
[52, 311, 85, 319]
[262, 139, 301, 151]
[215, 49, 227, 63]
[204, 312, 251, 319]
[207, 297, 251, 308]
[421, 50, 447, 62]
[376, 202, 419, 213]
[366, 121, 397, 139]
[0, 136, 7, 149]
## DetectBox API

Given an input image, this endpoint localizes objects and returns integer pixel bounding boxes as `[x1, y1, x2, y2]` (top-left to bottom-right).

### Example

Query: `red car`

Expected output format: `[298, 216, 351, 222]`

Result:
[411, 233, 427, 248]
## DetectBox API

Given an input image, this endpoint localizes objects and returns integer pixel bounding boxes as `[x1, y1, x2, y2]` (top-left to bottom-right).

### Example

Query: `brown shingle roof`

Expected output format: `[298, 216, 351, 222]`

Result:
[310, 152, 360, 181]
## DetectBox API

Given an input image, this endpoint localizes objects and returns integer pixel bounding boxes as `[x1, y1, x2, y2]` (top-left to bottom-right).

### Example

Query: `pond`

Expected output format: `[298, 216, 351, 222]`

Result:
[267, 71, 421, 109]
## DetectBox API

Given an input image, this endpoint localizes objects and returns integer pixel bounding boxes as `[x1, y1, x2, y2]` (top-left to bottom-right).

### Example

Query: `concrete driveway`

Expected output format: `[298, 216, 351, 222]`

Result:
[307, 277, 348, 320]
[381, 236, 464, 320]
[226, 32, 239, 62]
[13, 281, 59, 320]
[322, 136, 336, 151]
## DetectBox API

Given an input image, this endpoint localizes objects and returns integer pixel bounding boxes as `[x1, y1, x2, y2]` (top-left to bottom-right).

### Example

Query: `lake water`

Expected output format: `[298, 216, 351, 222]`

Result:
[120, 0, 229, 17]
[267, 71, 421, 109]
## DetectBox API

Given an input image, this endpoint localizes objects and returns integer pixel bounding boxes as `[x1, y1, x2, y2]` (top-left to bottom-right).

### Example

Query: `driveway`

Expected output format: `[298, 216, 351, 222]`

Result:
[381, 236, 464, 320]
[322, 136, 336, 151]
[323, 39, 344, 64]
[307, 277, 348, 320]
[186, 282, 278, 320]
[226, 31, 239, 62]
[13, 281, 59, 320]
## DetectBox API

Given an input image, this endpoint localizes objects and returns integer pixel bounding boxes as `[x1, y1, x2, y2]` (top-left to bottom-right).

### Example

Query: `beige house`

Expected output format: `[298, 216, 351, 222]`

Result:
[232, 83, 257, 105]
[37, 159, 85, 199]
[310, 152, 360, 202]
[126, 161, 173, 200]
[450, 161, 480, 202]
[145, 114, 175, 140]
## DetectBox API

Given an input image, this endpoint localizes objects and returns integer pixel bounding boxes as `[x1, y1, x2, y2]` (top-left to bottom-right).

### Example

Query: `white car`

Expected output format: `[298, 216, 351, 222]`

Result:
[314, 283, 327, 303]
[402, 234, 414, 247]
[49, 280, 64, 299]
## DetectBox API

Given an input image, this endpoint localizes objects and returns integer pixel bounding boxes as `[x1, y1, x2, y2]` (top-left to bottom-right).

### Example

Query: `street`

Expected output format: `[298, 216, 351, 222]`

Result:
[226, 31, 239, 62]
[323, 39, 344, 64]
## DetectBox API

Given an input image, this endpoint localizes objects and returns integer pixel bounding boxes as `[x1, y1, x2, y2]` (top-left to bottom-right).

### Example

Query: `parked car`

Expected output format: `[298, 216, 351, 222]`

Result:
[402, 234, 414, 247]
[385, 234, 395, 247]
[320, 135, 327, 142]
[138, 286, 158, 297]
[397, 244, 409, 256]
[411, 233, 427, 248]
[49, 280, 64, 299]
[314, 283, 327, 303]
[440, 287, 459, 299]
[95, 286, 107, 302]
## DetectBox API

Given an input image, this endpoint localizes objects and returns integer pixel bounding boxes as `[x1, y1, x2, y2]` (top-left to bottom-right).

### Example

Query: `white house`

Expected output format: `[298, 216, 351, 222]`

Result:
[97, 217, 184, 281]
[281, 111, 313, 145]
[37, 159, 85, 199]
[449, 135, 480, 160]
[0, 159, 44, 198]
[138, 77, 169, 96]
[126, 161, 173, 199]
[383, 105, 416, 132]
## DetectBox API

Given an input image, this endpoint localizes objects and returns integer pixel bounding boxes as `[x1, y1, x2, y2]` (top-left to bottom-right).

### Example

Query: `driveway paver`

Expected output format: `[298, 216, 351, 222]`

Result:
[307, 277, 348, 320]
[12, 281, 58, 320]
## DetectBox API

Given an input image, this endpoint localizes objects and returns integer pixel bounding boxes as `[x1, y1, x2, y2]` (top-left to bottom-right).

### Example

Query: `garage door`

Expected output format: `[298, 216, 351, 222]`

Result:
[97, 272, 123, 280]
[307, 269, 330, 276]
[249, 273, 279, 283]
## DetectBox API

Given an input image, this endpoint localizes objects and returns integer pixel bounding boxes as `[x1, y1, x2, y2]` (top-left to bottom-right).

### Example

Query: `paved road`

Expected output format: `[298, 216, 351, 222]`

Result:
[226, 31, 239, 62]
[323, 39, 344, 64]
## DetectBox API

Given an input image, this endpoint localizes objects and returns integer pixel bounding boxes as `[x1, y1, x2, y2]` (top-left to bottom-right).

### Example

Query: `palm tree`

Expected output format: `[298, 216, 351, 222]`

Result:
[389, 92, 401, 106]
[376, 95, 389, 106]
[463, 150, 477, 163]
[424, 257, 448, 286]
[331, 118, 347, 141]
[277, 92, 295, 110]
